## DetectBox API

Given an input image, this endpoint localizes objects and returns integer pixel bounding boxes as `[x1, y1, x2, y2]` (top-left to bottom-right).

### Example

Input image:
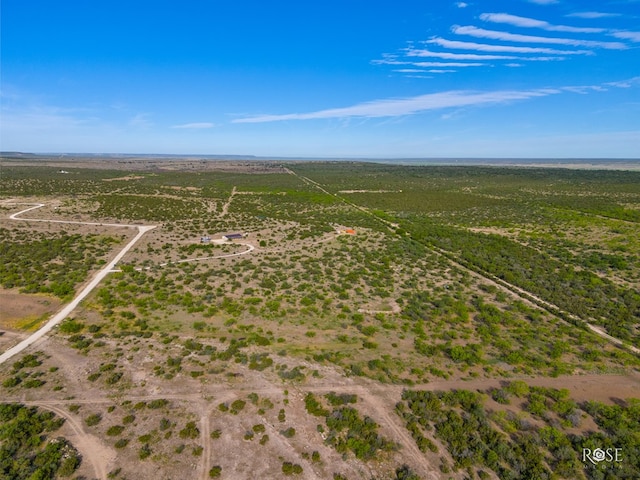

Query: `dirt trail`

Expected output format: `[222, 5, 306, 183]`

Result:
[220, 186, 236, 217]
[23, 402, 115, 480]
[355, 385, 441, 480]
[199, 410, 211, 480]
[156, 242, 255, 267]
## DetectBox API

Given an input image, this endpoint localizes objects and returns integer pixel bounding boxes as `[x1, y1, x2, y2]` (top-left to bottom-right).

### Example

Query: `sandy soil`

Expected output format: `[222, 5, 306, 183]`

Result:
[0, 290, 62, 326]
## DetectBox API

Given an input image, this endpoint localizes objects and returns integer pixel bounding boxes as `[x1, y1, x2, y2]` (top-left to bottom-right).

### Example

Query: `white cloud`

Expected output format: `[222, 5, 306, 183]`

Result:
[405, 48, 516, 60]
[453, 25, 628, 49]
[406, 47, 561, 62]
[392, 69, 428, 73]
[480, 13, 605, 33]
[394, 68, 458, 74]
[561, 85, 607, 94]
[233, 76, 640, 124]
[527, 0, 558, 4]
[410, 61, 486, 67]
[171, 122, 215, 129]
[456, 2, 468, 7]
[606, 76, 640, 88]
[567, 12, 620, 19]
[611, 31, 640, 42]
[428, 37, 592, 55]
[374, 58, 485, 67]
[233, 88, 560, 123]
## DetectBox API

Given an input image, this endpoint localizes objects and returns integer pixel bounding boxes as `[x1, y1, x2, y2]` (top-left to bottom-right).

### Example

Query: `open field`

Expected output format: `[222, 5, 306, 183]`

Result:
[1, 158, 639, 479]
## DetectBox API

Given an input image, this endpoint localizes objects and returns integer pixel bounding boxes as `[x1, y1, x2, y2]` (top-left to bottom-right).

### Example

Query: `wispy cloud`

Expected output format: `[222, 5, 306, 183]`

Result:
[171, 122, 215, 129]
[480, 13, 605, 33]
[456, 2, 468, 8]
[527, 0, 558, 4]
[567, 12, 621, 19]
[453, 25, 628, 49]
[392, 69, 428, 73]
[428, 37, 591, 55]
[611, 31, 640, 42]
[233, 88, 560, 123]
[394, 68, 458, 74]
[405, 48, 517, 60]
[374, 58, 486, 67]
[606, 76, 640, 88]
[406, 47, 562, 62]
[411, 61, 485, 67]
[373, 4, 633, 80]
[234, 76, 640, 124]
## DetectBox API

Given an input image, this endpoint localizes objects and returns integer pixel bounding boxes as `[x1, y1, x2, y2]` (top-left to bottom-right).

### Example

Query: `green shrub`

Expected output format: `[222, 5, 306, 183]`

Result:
[2, 377, 21, 388]
[114, 438, 129, 449]
[139, 443, 151, 459]
[282, 462, 303, 475]
[59, 319, 84, 334]
[148, 399, 168, 409]
[106, 425, 125, 436]
[230, 399, 246, 414]
[84, 414, 102, 426]
[179, 421, 200, 439]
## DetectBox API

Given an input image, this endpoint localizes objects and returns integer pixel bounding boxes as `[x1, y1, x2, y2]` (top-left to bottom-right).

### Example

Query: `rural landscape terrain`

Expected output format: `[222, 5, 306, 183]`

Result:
[1, 156, 639, 480]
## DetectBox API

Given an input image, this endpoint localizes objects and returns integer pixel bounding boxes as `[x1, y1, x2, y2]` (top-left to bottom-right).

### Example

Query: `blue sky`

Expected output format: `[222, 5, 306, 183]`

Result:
[1, 0, 639, 158]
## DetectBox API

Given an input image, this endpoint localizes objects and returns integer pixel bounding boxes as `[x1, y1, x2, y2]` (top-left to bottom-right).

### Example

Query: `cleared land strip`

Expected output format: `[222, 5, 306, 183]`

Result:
[286, 169, 640, 356]
[199, 409, 212, 480]
[219, 186, 236, 217]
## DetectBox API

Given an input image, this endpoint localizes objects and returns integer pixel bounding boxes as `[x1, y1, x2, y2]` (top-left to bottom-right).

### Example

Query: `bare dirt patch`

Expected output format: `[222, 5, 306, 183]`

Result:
[0, 290, 62, 329]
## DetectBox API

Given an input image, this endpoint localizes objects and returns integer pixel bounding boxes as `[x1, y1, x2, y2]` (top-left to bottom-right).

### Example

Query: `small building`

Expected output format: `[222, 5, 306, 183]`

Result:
[222, 233, 246, 241]
[344, 228, 356, 235]
[200, 236, 211, 243]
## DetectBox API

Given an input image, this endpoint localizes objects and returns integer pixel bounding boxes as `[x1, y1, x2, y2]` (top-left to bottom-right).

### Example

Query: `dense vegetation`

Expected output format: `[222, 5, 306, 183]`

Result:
[404, 219, 640, 345]
[0, 228, 117, 299]
[305, 392, 397, 461]
[397, 384, 640, 479]
[0, 403, 81, 479]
